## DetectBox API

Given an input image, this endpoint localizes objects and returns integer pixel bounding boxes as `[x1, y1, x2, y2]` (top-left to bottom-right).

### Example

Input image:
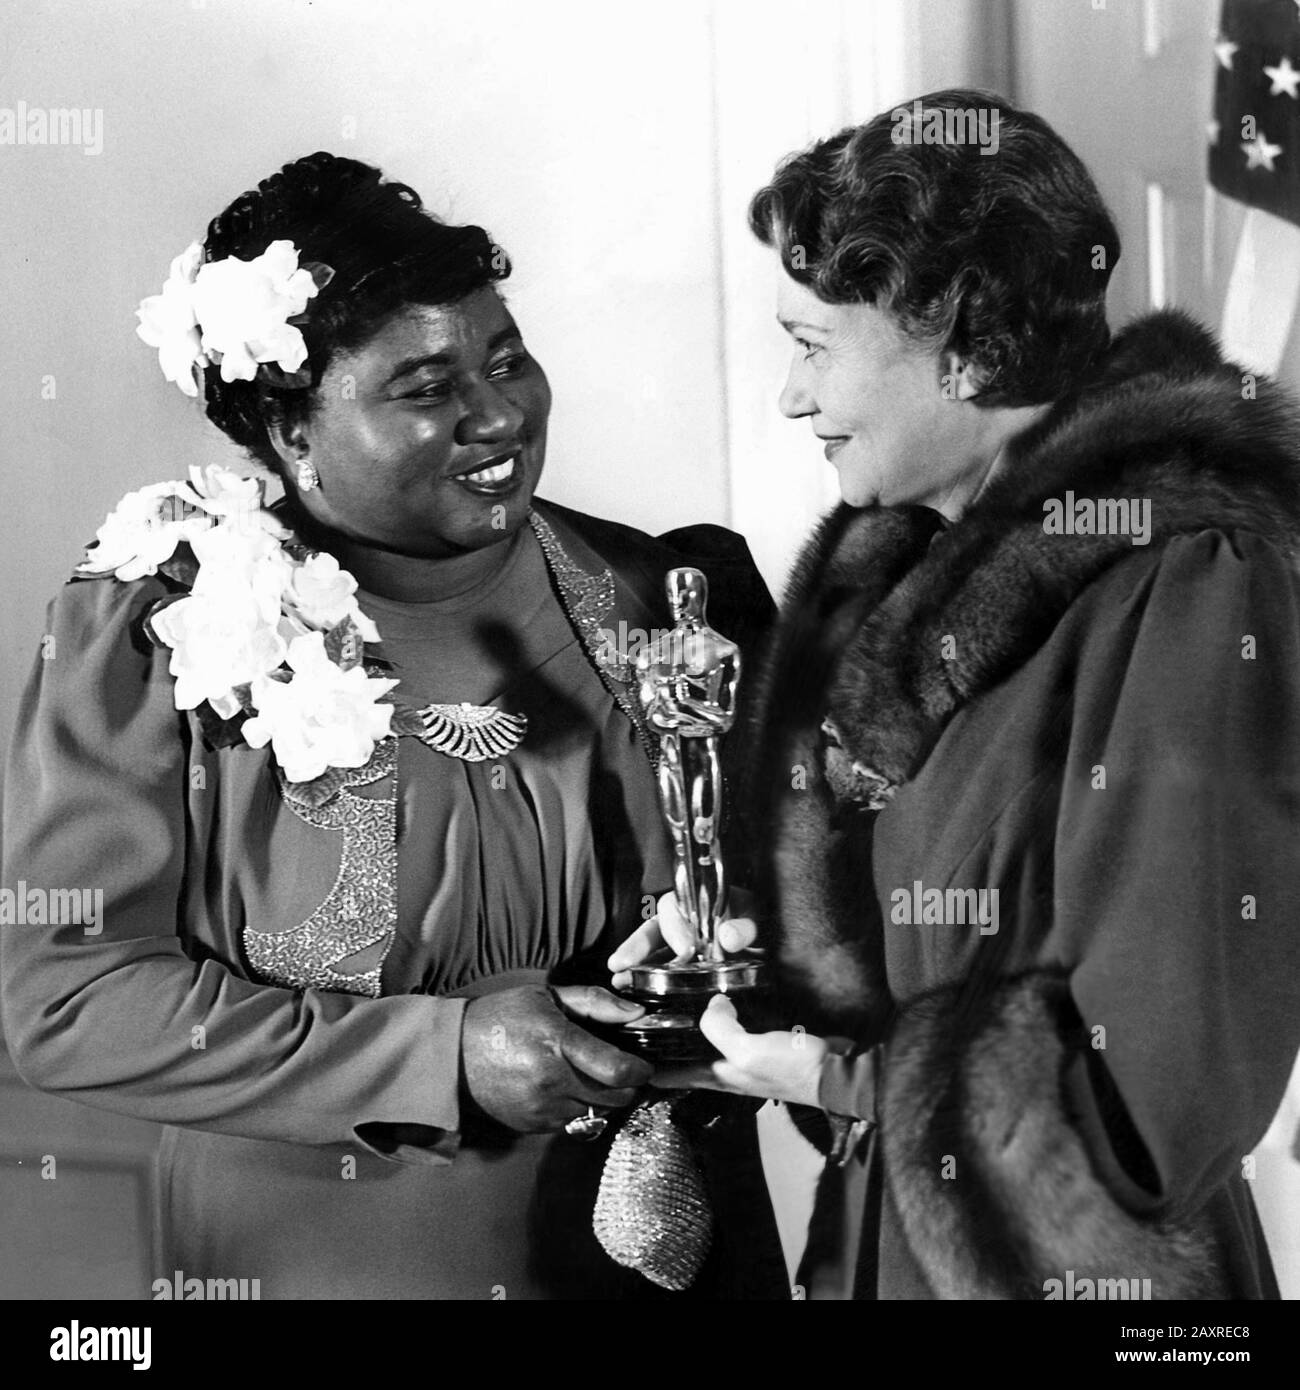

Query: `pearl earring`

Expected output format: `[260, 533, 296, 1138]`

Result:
[296, 460, 320, 492]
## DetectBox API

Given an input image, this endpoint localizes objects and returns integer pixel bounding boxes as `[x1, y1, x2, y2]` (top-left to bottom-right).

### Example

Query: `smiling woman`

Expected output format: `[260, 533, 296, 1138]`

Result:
[0, 152, 785, 1300]
[277, 291, 552, 584]
[200, 155, 549, 567]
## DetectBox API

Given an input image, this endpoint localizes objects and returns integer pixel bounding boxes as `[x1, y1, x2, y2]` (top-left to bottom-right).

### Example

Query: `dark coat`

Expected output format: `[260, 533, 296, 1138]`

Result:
[752, 310, 1300, 1299]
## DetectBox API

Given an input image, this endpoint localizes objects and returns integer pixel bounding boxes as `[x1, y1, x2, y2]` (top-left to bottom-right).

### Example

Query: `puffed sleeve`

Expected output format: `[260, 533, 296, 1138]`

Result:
[1056, 529, 1300, 1219]
[1, 576, 466, 1164]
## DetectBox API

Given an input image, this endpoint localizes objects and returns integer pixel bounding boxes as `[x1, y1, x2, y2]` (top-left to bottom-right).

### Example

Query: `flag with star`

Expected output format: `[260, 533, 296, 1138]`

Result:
[1211, 0, 1300, 1217]
[1210, 0, 1300, 223]
[1209, 0, 1300, 375]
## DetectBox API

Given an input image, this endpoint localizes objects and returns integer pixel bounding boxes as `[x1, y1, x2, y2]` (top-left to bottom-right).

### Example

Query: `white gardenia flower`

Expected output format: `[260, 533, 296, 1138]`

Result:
[187, 463, 261, 514]
[190, 240, 321, 384]
[186, 464, 291, 542]
[77, 480, 215, 581]
[243, 632, 397, 784]
[189, 521, 297, 628]
[284, 551, 381, 642]
[135, 241, 207, 397]
[149, 587, 288, 713]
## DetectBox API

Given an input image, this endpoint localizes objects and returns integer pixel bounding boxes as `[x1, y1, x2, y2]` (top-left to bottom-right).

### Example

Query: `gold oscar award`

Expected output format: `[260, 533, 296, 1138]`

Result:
[617, 567, 767, 1062]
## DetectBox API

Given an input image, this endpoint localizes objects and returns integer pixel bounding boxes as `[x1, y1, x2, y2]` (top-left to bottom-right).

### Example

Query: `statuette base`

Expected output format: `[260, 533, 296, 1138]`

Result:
[618, 951, 768, 1062]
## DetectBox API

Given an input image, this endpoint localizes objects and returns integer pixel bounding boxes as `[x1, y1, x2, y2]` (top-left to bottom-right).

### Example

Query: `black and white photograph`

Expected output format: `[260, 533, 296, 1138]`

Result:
[1, 0, 1298, 1359]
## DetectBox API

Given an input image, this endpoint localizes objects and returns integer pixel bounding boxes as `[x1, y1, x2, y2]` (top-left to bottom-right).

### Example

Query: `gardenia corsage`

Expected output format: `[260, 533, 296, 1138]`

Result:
[135, 239, 334, 397]
[77, 465, 398, 786]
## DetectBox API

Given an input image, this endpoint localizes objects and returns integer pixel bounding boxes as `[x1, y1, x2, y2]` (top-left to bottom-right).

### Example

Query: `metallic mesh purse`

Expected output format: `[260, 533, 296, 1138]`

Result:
[592, 1096, 713, 1290]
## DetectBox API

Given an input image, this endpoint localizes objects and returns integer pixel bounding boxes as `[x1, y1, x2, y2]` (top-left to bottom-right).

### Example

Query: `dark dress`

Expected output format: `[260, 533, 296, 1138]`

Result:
[1, 499, 785, 1299]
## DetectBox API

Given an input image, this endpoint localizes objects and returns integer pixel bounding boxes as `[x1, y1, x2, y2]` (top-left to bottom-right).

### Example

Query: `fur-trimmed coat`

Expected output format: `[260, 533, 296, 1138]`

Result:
[753, 310, 1300, 1300]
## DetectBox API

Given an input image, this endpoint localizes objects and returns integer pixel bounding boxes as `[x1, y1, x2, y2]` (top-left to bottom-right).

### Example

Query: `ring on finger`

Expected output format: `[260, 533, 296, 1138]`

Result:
[563, 1105, 608, 1141]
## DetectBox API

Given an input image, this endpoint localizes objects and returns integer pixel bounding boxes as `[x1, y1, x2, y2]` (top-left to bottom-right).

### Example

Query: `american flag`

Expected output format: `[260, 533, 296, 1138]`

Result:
[1209, 0, 1300, 374]
[1210, 0, 1300, 225]
[1209, 3, 1300, 1175]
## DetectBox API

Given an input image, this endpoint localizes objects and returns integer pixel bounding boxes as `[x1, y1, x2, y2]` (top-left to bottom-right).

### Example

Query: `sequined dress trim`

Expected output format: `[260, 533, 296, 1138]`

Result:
[528, 509, 658, 764]
[244, 739, 398, 998]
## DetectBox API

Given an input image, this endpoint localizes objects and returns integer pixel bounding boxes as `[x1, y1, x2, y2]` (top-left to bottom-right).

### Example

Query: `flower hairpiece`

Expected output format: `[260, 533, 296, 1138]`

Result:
[136, 240, 335, 398]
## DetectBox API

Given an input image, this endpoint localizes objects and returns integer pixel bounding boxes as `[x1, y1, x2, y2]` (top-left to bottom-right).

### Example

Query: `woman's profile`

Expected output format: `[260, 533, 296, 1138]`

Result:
[617, 88, 1300, 1301]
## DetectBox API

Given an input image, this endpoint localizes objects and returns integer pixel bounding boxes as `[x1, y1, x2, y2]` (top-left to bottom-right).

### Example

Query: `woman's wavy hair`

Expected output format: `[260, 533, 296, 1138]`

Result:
[201, 151, 509, 471]
[749, 89, 1121, 405]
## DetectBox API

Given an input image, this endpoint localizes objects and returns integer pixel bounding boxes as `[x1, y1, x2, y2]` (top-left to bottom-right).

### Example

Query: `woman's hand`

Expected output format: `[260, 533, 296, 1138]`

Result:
[461, 984, 653, 1133]
[607, 889, 761, 990]
[606, 891, 836, 1105]
[652, 995, 836, 1108]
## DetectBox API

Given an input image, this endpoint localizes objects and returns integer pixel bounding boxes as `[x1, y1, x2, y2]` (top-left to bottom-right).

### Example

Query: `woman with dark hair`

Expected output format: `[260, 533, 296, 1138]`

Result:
[617, 89, 1300, 1299]
[0, 153, 784, 1299]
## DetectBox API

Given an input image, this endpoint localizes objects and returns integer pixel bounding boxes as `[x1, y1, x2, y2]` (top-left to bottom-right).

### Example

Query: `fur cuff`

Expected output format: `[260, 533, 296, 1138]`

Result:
[880, 970, 1228, 1299]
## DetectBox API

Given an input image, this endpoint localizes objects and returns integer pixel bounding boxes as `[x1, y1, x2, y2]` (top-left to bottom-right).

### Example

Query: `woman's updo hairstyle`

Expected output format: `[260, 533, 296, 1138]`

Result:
[202, 151, 510, 471]
[750, 89, 1121, 406]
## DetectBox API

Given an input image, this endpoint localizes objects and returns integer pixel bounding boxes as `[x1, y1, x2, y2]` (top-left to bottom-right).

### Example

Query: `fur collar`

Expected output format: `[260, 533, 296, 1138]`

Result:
[760, 309, 1300, 793]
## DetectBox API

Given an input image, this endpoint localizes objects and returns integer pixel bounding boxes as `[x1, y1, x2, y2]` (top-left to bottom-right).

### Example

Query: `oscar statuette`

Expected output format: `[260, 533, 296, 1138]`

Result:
[616, 566, 767, 1062]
